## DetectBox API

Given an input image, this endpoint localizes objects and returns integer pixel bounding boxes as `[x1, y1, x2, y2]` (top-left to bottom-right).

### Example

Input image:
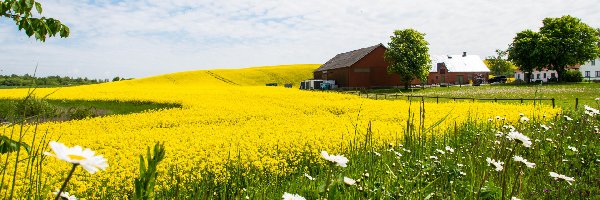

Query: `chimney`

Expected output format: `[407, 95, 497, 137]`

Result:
[462, 52, 467, 57]
[447, 55, 452, 59]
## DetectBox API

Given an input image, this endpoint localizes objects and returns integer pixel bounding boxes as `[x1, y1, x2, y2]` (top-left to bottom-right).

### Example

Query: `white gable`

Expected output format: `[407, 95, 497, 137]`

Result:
[429, 55, 490, 73]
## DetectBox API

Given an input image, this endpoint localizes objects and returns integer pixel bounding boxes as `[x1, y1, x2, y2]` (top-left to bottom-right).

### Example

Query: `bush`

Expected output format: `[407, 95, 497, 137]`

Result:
[562, 70, 583, 82]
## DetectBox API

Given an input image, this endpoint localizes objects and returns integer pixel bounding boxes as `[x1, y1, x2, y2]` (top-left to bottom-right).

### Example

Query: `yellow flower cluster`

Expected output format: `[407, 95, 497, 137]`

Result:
[0, 64, 560, 197]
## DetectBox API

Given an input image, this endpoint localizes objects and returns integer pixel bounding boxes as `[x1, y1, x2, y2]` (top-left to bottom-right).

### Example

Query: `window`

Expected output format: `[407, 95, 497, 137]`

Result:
[436, 76, 439, 80]
[551, 73, 555, 78]
[543, 73, 546, 79]
[585, 71, 590, 77]
[536, 74, 540, 79]
[592, 60, 596, 66]
[596, 71, 600, 77]
[517, 74, 521, 79]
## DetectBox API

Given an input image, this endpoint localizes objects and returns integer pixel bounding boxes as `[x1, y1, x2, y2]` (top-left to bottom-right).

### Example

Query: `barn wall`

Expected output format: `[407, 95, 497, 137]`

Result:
[348, 46, 402, 88]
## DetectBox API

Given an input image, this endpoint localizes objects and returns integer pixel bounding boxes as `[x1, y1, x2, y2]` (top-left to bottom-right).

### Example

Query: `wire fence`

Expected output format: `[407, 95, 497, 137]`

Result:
[343, 91, 564, 108]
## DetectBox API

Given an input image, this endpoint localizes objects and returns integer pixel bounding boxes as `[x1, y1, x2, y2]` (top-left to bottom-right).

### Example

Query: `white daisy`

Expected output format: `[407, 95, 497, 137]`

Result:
[303, 173, 315, 181]
[567, 146, 578, 152]
[282, 192, 306, 200]
[513, 155, 536, 168]
[53, 190, 77, 200]
[486, 157, 504, 172]
[511, 197, 521, 200]
[564, 115, 573, 121]
[436, 149, 445, 155]
[549, 172, 575, 185]
[343, 177, 356, 186]
[321, 151, 349, 167]
[519, 116, 529, 123]
[445, 146, 455, 153]
[506, 131, 532, 148]
[43, 141, 108, 174]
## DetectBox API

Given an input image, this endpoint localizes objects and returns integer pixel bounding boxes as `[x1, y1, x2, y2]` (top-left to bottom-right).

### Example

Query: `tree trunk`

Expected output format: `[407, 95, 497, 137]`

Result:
[556, 67, 566, 82]
[404, 82, 409, 90]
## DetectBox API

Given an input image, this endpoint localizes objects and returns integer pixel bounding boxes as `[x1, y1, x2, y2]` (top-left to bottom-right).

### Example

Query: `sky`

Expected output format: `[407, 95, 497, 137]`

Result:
[1, 0, 598, 79]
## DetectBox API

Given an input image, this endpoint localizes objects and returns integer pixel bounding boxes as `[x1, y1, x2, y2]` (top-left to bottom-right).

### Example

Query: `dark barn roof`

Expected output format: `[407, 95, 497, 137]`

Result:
[314, 44, 385, 72]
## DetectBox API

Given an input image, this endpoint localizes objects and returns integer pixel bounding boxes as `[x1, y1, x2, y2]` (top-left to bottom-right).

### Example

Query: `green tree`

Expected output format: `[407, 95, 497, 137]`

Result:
[384, 29, 431, 89]
[508, 30, 543, 83]
[538, 15, 600, 82]
[485, 49, 517, 77]
[1, 0, 69, 41]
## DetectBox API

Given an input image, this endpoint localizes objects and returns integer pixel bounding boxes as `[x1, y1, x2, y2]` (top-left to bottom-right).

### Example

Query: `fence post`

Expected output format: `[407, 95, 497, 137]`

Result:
[520, 98, 523, 104]
[494, 98, 497, 103]
[575, 98, 579, 110]
[472, 98, 475, 102]
[436, 97, 439, 104]
[375, 94, 378, 100]
[385, 94, 387, 99]
[552, 98, 555, 108]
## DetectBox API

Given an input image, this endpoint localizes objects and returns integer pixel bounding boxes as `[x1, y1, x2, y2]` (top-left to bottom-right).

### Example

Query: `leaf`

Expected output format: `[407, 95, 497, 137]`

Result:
[59, 24, 69, 38]
[0, 136, 30, 154]
[34, 2, 41, 14]
[25, 0, 34, 9]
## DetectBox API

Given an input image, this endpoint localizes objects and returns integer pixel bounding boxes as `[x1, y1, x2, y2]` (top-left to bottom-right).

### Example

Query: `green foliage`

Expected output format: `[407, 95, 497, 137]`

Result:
[133, 142, 166, 200]
[538, 16, 600, 78]
[0, 135, 30, 154]
[562, 70, 583, 82]
[384, 29, 432, 89]
[0, 0, 69, 42]
[0, 74, 109, 87]
[508, 30, 544, 83]
[509, 15, 600, 82]
[485, 49, 517, 76]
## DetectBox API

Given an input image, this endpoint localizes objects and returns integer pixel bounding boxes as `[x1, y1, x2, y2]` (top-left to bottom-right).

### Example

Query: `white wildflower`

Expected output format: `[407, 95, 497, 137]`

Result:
[53, 190, 77, 200]
[343, 177, 356, 186]
[519, 116, 529, 123]
[567, 146, 578, 152]
[445, 146, 454, 153]
[43, 141, 108, 174]
[513, 155, 536, 168]
[321, 151, 349, 167]
[304, 173, 315, 181]
[282, 192, 306, 200]
[436, 149, 445, 155]
[486, 157, 504, 172]
[429, 156, 438, 160]
[564, 115, 573, 121]
[506, 131, 532, 148]
[549, 172, 575, 185]
[511, 197, 521, 200]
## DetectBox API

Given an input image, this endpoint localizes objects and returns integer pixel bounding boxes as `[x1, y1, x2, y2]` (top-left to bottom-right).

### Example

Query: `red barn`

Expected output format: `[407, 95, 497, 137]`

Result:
[312, 44, 489, 88]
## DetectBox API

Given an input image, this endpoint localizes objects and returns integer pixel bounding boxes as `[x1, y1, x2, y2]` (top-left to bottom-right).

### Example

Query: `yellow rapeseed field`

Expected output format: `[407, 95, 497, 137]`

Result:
[0, 64, 560, 197]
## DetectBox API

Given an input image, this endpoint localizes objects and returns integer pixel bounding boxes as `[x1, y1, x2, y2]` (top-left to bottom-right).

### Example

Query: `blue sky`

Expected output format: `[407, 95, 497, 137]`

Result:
[1, 0, 598, 79]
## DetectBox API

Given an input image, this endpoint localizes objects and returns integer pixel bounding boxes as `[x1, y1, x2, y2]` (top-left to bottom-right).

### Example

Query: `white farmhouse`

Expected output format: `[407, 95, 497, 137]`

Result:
[580, 58, 600, 81]
[514, 68, 558, 82]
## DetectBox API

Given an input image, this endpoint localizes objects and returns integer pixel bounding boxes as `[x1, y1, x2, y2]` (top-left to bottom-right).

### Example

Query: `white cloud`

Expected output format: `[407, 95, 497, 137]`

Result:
[1, 0, 598, 79]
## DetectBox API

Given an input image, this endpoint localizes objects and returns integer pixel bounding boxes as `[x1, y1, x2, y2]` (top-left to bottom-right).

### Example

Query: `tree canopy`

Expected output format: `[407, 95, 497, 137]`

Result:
[507, 30, 544, 83]
[538, 16, 600, 76]
[508, 15, 599, 82]
[384, 29, 431, 89]
[485, 49, 517, 77]
[1, 0, 69, 41]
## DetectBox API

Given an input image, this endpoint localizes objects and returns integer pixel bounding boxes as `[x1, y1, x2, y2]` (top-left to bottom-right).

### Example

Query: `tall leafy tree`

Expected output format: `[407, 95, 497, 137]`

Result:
[1, 0, 69, 41]
[485, 49, 517, 76]
[507, 30, 543, 83]
[384, 29, 431, 89]
[538, 15, 600, 81]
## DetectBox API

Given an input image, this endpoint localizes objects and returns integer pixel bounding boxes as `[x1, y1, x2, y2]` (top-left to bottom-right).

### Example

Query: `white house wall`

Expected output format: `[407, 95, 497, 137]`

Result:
[579, 58, 600, 81]
[514, 70, 557, 82]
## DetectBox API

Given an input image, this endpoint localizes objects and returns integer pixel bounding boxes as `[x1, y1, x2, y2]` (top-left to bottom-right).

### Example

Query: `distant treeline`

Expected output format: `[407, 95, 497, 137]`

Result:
[0, 74, 131, 87]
